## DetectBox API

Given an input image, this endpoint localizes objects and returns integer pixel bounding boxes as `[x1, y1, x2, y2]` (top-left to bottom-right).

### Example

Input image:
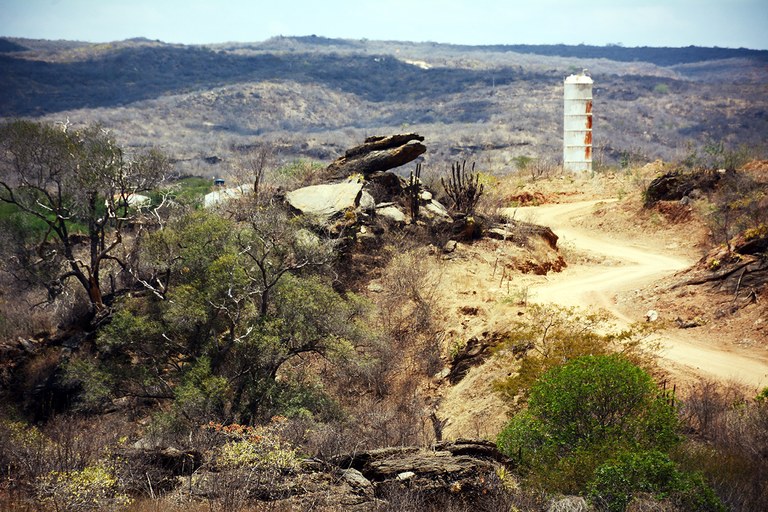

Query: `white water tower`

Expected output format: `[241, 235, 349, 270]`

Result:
[563, 70, 593, 172]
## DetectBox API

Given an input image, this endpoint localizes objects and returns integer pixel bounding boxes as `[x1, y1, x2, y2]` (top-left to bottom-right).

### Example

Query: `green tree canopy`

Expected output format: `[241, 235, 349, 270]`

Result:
[70, 207, 375, 425]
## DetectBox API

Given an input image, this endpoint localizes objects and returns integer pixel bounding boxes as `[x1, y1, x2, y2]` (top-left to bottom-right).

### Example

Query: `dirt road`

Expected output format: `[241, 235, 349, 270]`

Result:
[507, 200, 768, 390]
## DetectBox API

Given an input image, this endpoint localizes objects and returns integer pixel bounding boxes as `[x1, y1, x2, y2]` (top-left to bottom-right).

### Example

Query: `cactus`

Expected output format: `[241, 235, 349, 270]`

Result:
[441, 160, 484, 214]
[406, 163, 422, 222]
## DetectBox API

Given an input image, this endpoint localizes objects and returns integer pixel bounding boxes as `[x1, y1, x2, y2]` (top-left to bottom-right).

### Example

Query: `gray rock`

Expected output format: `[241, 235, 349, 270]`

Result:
[359, 191, 376, 213]
[443, 240, 458, 253]
[203, 185, 250, 208]
[377, 205, 407, 223]
[396, 471, 416, 481]
[18, 338, 36, 353]
[342, 468, 374, 494]
[368, 453, 495, 479]
[367, 282, 385, 293]
[286, 179, 364, 220]
[423, 199, 452, 220]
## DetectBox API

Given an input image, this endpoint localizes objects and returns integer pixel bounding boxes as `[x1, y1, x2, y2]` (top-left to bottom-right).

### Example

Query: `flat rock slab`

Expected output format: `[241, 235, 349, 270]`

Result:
[286, 179, 364, 220]
[377, 205, 407, 223]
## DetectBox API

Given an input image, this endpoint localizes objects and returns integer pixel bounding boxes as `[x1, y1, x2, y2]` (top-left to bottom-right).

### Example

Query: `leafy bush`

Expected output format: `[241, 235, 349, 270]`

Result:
[589, 450, 724, 512]
[206, 417, 301, 472]
[528, 355, 679, 451]
[497, 355, 680, 496]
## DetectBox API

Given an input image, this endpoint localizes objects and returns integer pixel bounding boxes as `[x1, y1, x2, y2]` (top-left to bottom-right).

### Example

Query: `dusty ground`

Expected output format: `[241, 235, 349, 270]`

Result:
[431, 169, 768, 439]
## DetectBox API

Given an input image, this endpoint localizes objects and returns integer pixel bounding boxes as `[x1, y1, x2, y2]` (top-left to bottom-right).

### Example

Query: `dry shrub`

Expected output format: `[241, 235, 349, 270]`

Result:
[127, 497, 296, 512]
[300, 383, 432, 456]
[546, 496, 594, 512]
[270, 159, 333, 191]
[0, 280, 56, 339]
[625, 493, 679, 512]
[676, 379, 768, 511]
[0, 414, 129, 482]
[376, 247, 442, 342]
[44, 415, 130, 472]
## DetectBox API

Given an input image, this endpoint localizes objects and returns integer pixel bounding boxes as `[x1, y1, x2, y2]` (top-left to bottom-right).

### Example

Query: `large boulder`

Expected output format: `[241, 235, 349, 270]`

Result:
[376, 204, 407, 224]
[643, 169, 726, 207]
[331, 439, 513, 506]
[326, 133, 426, 179]
[286, 178, 364, 220]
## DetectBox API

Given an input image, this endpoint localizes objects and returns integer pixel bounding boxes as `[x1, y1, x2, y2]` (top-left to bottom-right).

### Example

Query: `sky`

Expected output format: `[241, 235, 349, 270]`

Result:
[1, 0, 767, 50]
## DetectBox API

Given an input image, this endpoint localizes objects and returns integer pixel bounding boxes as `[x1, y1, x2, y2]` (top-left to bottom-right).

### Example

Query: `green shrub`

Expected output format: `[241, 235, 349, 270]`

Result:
[207, 417, 301, 472]
[589, 450, 724, 512]
[496, 410, 550, 467]
[494, 305, 655, 411]
[527, 354, 679, 452]
[497, 355, 679, 495]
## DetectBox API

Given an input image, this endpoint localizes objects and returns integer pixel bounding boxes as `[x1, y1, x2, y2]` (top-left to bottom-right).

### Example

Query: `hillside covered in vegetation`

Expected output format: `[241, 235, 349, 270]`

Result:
[1, 36, 766, 177]
[1, 36, 767, 511]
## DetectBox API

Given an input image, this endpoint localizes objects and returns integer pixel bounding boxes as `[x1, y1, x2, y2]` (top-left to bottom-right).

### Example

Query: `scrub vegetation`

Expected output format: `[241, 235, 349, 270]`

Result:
[1, 36, 767, 511]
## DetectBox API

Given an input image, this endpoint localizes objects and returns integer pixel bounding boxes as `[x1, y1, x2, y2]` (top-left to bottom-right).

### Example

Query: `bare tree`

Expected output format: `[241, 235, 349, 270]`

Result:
[239, 207, 335, 317]
[0, 120, 168, 313]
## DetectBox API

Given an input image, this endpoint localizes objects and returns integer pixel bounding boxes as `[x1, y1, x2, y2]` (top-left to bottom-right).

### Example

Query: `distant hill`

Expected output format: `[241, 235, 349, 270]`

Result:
[0, 38, 27, 52]
[470, 43, 768, 66]
[0, 36, 766, 173]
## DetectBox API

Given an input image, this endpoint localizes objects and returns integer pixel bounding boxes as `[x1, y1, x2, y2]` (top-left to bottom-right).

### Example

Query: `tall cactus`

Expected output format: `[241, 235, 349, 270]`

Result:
[407, 162, 422, 222]
[441, 160, 484, 214]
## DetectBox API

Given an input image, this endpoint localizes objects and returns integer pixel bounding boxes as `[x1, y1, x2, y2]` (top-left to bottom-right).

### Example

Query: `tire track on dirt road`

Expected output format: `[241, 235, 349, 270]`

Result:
[505, 200, 768, 389]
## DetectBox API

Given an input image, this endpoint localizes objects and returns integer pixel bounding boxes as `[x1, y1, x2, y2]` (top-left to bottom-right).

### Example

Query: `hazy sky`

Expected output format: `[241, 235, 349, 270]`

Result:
[1, 0, 766, 50]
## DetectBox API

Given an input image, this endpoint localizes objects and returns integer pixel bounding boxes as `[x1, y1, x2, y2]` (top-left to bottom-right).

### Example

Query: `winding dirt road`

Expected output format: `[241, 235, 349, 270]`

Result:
[507, 200, 768, 390]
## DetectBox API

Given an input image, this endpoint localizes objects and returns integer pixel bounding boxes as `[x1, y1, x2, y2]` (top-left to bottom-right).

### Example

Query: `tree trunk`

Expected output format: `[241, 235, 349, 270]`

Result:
[88, 275, 105, 310]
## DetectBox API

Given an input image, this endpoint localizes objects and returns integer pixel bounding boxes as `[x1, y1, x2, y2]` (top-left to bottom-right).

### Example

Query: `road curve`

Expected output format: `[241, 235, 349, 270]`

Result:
[503, 200, 768, 389]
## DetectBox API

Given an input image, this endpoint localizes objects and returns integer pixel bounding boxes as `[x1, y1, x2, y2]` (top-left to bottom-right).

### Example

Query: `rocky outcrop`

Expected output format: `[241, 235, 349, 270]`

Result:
[326, 133, 426, 179]
[376, 204, 407, 224]
[285, 178, 364, 220]
[643, 169, 726, 207]
[486, 220, 559, 250]
[156, 439, 513, 510]
[331, 439, 513, 503]
[204, 185, 251, 208]
[448, 336, 495, 384]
